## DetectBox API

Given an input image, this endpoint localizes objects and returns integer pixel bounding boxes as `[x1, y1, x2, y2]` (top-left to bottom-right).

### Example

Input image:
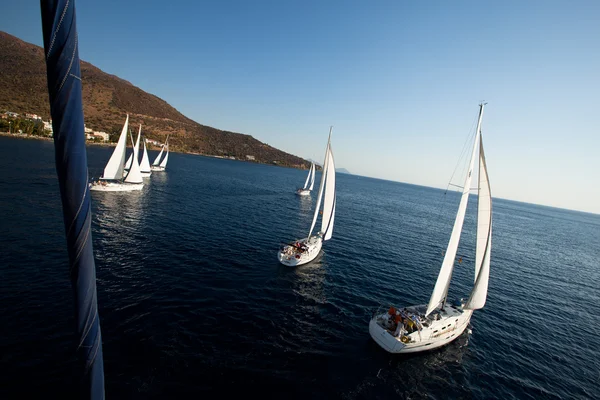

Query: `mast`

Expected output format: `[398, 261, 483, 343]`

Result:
[308, 126, 333, 238]
[425, 104, 485, 317]
[41, 0, 105, 397]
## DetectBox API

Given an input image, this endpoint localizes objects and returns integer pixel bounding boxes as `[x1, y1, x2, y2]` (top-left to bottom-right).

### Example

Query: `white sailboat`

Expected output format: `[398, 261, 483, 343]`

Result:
[278, 128, 336, 266]
[296, 162, 315, 196]
[139, 138, 152, 177]
[151, 135, 169, 172]
[90, 115, 144, 192]
[369, 103, 492, 353]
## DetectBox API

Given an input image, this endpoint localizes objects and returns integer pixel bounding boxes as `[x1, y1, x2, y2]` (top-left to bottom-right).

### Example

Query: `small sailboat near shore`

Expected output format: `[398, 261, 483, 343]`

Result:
[296, 162, 315, 196]
[369, 103, 492, 353]
[139, 138, 152, 177]
[278, 127, 336, 266]
[124, 125, 151, 177]
[151, 135, 169, 172]
[90, 115, 144, 191]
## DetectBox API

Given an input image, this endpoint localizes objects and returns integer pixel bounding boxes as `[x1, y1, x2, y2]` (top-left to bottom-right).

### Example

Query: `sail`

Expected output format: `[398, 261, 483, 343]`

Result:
[140, 139, 151, 172]
[152, 145, 165, 166]
[308, 128, 332, 238]
[309, 163, 315, 190]
[321, 146, 336, 240]
[125, 124, 142, 170]
[101, 115, 129, 180]
[159, 144, 169, 168]
[302, 163, 312, 189]
[124, 133, 144, 184]
[464, 136, 492, 310]
[425, 105, 485, 317]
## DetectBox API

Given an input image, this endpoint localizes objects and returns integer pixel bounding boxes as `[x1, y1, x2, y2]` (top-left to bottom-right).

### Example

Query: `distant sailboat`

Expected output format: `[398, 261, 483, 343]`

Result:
[151, 135, 169, 172]
[90, 115, 144, 191]
[296, 162, 315, 196]
[278, 127, 336, 266]
[369, 103, 491, 353]
[139, 138, 152, 177]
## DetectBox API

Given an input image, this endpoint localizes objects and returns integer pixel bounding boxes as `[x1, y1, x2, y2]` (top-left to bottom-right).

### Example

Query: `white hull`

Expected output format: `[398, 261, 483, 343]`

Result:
[89, 181, 144, 192]
[278, 236, 323, 266]
[296, 188, 311, 196]
[369, 303, 472, 354]
[151, 165, 165, 172]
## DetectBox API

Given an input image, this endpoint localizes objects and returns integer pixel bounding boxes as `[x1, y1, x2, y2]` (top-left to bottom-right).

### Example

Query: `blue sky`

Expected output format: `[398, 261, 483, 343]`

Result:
[2, 1, 599, 213]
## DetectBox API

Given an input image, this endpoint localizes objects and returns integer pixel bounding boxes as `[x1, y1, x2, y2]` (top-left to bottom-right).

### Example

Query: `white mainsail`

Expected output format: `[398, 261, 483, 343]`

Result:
[159, 143, 169, 168]
[464, 136, 492, 310]
[308, 127, 334, 238]
[101, 115, 129, 180]
[308, 163, 315, 191]
[321, 146, 336, 240]
[125, 124, 142, 170]
[152, 145, 165, 166]
[124, 133, 144, 184]
[140, 138, 152, 173]
[425, 105, 485, 317]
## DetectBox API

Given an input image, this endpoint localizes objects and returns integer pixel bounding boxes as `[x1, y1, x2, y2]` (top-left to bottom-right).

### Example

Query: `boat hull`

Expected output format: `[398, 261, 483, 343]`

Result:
[296, 188, 311, 196]
[140, 171, 152, 177]
[278, 236, 322, 266]
[151, 165, 165, 172]
[89, 181, 144, 192]
[369, 304, 472, 354]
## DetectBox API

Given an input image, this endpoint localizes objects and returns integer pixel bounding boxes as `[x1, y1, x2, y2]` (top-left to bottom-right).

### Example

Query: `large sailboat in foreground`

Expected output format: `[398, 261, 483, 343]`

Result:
[90, 115, 144, 192]
[369, 103, 492, 353]
[151, 135, 169, 172]
[296, 162, 316, 196]
[278, 128, 336, 266]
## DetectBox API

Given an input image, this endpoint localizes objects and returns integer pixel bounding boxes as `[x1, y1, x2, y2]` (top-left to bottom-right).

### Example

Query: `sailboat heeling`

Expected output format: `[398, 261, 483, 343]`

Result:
[321, 146, 336, 240]
[159, 144, 169, 168]
[125, 124, 142, 170]
[152, 145, 164, 166]
[303, 163, 312, 189]
[464, 137, 492, 310]
[425, 107, 484, 317]
[309, 163, 315, 191]
[102, 115, 129, 180]
[308, 133, 332, 238]
[140, 139, 151, 172]
[124, 133, 144, 184]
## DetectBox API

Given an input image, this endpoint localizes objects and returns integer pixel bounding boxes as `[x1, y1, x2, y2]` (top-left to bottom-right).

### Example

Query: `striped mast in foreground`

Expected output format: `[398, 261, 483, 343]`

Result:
[40, 1, 105, 398]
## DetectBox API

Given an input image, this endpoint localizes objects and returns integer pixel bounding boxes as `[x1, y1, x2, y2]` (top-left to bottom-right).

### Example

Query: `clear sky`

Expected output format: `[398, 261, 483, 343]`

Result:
[2, 0, 599, 213]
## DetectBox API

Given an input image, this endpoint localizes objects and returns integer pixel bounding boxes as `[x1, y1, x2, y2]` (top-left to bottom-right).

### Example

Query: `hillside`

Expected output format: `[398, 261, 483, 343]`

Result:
[0, 31, 309, 168]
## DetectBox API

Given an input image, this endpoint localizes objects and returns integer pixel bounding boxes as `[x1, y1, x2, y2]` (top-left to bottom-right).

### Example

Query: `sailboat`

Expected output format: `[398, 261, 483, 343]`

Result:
[296, 162, 316, 196]
[139, 138, 152, 177]
[369, 103, 492, 353]
[278, 128, 336, 266]
[90, 115, 144, 191]
[151, 135, 169, 172]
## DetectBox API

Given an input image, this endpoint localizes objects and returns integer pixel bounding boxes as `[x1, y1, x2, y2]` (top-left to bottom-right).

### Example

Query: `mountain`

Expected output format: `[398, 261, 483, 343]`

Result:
[0, 31, 309, 168]
[336, 168, 351, 174]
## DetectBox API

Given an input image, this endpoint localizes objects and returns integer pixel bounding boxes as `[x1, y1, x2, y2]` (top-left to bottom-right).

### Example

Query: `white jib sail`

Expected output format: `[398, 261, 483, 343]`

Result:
[140, 139, 152, 172]
[309, 162, 315, 191]
[102, 115, 129, 180]
[308, 128, 332, 238]
[125, 124, 142, 170]
[425, 105, 484, 317]
[302, 162, 313, 190]
[321, 146, 336, 240]
[159, 144, 169, 168]
[124, 133, 144, 184]
[152, 145, 165, 166]
[464, 136, 492, 310]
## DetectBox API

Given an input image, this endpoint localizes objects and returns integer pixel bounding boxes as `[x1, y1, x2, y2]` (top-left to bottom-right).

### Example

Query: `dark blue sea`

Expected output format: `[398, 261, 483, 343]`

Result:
[1, 136, 599, 399]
